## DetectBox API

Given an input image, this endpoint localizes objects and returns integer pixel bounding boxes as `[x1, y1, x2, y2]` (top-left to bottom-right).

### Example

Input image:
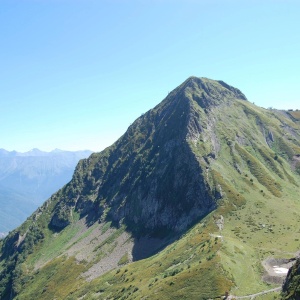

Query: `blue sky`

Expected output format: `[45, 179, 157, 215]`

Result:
[1, 0, 299, 152]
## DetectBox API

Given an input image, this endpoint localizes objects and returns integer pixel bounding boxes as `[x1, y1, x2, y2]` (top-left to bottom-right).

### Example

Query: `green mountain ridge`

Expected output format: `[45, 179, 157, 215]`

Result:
[0, 77, 299, 299]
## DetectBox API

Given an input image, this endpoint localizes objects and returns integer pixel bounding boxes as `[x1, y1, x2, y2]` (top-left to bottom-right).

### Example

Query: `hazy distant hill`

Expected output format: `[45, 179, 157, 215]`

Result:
[0, 149, 92, 234]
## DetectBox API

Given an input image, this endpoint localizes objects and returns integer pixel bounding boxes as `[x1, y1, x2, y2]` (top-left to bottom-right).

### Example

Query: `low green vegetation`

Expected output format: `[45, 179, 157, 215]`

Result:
[118, 252, 129, 265]
[17, 256, 86, 300]
[235, 144, 282, 197]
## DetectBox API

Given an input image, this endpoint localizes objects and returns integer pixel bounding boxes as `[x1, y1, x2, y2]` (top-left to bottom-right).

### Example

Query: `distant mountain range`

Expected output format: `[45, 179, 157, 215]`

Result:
[0, 149, 92, 235]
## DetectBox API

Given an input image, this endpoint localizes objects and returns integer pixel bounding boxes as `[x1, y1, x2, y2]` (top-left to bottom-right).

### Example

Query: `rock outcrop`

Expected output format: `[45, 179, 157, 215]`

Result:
[282, 258, 300, 299]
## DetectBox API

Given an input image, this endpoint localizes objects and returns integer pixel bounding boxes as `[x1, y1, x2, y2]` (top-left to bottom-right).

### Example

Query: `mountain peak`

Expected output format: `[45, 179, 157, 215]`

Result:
[29, 148, 43, 153]
[51, 148, 64, 153]
[174, 76, 247, 110]
[184, 76, 247, 98]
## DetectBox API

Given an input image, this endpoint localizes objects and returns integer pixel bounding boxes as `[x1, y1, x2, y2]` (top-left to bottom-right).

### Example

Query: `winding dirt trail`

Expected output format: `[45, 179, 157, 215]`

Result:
[229, 286, 281, 299]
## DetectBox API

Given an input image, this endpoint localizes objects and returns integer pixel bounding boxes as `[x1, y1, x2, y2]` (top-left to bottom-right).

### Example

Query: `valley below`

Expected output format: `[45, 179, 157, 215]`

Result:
[0, 149, 92, 235]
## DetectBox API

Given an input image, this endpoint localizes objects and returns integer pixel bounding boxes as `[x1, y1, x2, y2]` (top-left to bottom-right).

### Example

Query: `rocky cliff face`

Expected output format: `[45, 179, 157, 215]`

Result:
[282, 258, 300, 299]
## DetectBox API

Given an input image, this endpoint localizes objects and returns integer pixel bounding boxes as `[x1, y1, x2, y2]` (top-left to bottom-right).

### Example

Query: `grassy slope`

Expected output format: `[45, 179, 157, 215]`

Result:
[17, 213, 232, 300]
[212, 101, 300, 295]
[2, 85, 300, 299]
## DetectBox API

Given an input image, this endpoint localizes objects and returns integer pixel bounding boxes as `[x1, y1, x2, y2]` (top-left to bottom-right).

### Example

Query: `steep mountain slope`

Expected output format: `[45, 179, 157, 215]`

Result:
[0, 149, 92, 234]
[0, 77, 299, 300]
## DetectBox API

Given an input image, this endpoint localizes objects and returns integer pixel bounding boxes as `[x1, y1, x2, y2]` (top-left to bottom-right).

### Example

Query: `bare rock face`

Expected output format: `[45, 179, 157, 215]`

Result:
[50, 213, 71, 229]
[282, 258, 300, 299]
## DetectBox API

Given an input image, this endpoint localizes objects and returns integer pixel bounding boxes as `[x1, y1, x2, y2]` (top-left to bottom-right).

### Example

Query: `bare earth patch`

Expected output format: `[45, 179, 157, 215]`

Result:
[82, 231, 134, 281]
[262, 257, 296, 284]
